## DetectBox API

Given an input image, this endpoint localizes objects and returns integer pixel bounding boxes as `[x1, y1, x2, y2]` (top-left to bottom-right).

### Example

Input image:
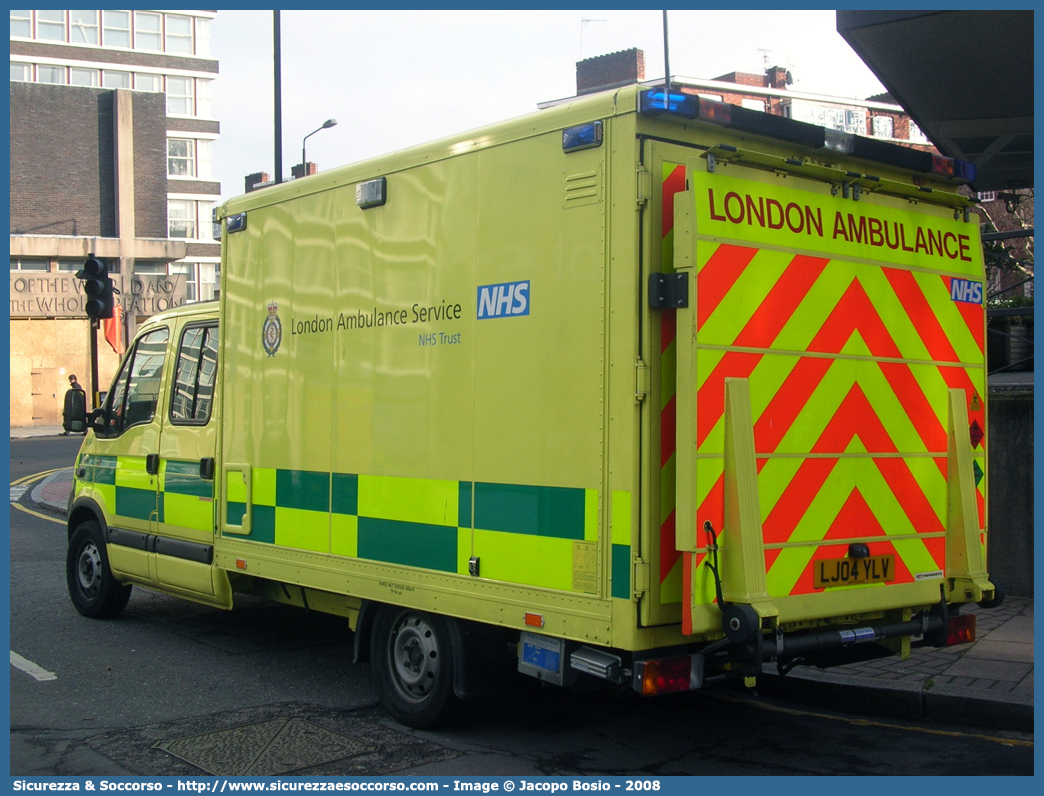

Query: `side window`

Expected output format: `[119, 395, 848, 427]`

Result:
[170, 324, 219, 424]
[104, 328, 169, 436]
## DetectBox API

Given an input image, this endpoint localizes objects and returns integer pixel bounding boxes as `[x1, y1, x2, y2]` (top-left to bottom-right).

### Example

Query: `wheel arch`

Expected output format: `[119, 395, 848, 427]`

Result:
[357, 601, 516, 700]
[68, 496, 108, 541]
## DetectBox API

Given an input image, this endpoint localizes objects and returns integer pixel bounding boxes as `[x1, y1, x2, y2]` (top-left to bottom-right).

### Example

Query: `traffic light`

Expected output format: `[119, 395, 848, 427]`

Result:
[76, 255, 115, 319]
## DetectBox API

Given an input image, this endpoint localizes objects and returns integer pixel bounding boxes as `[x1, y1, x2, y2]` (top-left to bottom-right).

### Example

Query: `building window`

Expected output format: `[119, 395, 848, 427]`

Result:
[103, 10, 131, 48]
[11, 10, 32, 38]
[171, 261, 219, 303]
[57, 260, 83, 272]
[789, 101, 866, 136]
[135, 73, 161, 92]
[134, 11, 161, 51]
[168, 201, 197, 239]
[741, 98, 766, 112]
[69, 10, 98, 44]
[102, 70, 131, 89]
[872, 115, 894, 139]
[168, 139, 196, 177]
[37, 65, 66, 84]
[36, 10, 65, 42]
[11, 62, 31, 82]
[195, 78, 212, 118]
[195, 18, 211, 57]
[977, 191, 997, 203]
[165, 15, 193, 54]
[167, 76, 194, 115]
[70, 67, 98, 87]
[909, 121, 929, 144]
[10, 258, 50, 272]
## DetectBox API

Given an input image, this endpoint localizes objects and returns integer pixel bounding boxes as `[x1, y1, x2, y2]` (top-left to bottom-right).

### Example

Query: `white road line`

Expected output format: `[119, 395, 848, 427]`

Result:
[10, 485, 29, 502]
[10, 650, 57, 681]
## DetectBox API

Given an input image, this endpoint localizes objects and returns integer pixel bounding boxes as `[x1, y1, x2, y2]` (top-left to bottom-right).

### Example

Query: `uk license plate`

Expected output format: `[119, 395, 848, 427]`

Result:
[813, 554, 896, 589]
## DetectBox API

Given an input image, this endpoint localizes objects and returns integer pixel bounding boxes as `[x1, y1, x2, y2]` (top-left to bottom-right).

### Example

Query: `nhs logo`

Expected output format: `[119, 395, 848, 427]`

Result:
[950, 278, 983, 304]
[477, 280, 530, 319]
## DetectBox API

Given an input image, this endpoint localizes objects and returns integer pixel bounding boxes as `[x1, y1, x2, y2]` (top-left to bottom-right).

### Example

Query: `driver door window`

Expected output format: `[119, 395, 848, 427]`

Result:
[105, 328, 169, 436]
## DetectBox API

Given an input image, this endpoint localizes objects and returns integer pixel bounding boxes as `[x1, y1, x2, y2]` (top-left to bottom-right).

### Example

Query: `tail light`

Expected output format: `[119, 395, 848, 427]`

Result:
[634, 655, 703, 695]
[945, 614, 976, 646]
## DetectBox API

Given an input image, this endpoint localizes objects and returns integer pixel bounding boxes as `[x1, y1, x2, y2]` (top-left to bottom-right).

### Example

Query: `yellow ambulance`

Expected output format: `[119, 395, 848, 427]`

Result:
[67, 84, 997, 728]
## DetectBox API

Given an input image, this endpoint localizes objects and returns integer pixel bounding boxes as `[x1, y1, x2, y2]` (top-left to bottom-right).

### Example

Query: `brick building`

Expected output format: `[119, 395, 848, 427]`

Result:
[9, 10, 220, 426]
[557, 48, 937, 153]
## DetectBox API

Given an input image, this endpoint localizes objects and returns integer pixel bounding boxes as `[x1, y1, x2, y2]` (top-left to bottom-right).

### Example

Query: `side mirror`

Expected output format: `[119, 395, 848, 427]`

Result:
[88, 408, 107, 434]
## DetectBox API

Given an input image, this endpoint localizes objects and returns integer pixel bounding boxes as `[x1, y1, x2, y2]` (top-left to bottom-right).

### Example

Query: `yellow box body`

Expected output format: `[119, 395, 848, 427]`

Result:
[74, 86, 990, 653]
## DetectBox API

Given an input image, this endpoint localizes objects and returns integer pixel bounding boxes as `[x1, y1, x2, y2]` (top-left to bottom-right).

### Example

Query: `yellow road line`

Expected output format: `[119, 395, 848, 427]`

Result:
[708, 690, 1033, 748]
[10, 468, 64, 486]
[12, 502, 65, 526]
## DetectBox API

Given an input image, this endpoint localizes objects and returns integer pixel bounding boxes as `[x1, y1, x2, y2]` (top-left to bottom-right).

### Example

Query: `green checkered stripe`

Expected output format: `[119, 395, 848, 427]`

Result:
[225, 469, 601, 590]
[77, 455, 213, 529]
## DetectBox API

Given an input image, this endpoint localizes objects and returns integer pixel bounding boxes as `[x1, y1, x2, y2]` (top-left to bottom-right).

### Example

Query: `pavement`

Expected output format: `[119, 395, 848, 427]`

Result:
[12, 423, 1035, 734]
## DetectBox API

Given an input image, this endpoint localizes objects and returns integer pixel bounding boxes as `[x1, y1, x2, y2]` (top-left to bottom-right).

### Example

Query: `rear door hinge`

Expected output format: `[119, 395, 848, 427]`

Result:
[635, 357, 650, 405]
[633, 559, 650, 600]
[637, 166, 652, 207]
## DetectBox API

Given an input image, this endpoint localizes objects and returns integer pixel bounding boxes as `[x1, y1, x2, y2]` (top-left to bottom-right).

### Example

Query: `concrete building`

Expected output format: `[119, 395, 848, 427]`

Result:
[9, 9, 221, 426]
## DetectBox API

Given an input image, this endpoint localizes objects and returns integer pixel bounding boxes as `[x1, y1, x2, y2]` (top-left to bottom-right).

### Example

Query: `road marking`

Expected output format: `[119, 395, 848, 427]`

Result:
[11, 651, 57, 681]
[10, 468, 63, 487]
[11, 502, 65, 525]
[708, 690, 1033, 747]
[10, 485, 29, 502]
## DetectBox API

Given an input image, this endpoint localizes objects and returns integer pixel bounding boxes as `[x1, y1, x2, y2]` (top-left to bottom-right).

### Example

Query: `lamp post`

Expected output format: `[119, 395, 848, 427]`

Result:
[301, 118, 337, 177]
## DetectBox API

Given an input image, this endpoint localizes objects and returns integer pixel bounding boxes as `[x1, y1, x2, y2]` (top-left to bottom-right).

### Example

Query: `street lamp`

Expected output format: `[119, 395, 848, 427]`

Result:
[301, 118, 337, 176]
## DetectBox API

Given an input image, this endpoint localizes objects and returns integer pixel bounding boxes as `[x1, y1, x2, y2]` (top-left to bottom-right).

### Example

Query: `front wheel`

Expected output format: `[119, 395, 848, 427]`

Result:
[66, 520, 131, 618]
[372, 606, 459, 728]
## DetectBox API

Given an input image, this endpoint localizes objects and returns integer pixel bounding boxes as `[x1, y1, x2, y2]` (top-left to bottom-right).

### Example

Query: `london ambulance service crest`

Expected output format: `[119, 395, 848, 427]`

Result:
[262, 301, 282, 357]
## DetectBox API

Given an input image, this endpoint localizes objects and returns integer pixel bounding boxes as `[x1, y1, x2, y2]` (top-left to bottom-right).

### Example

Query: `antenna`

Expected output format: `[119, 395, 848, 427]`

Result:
[579, 18, 606, 59]
[662, 10, 671, 96]
[758, 48, 772, 71]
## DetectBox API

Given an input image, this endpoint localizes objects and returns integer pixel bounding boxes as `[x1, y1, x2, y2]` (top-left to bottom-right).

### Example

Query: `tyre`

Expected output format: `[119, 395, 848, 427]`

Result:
[372, 606, 459, 728]
[66, 521, 132, 618]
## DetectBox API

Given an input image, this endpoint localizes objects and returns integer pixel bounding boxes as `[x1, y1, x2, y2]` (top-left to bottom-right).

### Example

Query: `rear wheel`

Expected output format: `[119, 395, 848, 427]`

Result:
[66, 520, 131, 618]
[372, 606, 459, 728]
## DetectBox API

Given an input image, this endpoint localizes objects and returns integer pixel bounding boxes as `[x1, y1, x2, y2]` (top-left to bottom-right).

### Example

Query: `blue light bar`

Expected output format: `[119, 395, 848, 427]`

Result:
[639, 89, 699, 119]
[562, 121, 603, 152]
[954, 160, 976, 182]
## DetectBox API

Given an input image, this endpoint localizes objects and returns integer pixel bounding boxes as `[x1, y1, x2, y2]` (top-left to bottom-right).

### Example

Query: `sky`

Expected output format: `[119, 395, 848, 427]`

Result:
[209, 10, 888, 203]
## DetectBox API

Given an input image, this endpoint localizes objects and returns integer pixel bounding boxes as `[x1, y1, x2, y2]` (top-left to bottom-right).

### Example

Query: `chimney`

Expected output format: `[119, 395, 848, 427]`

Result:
[291, 162, 318, 180]
[576, 48, 645, 96]
[245, 171, 271, 193]
[766, 65, 789, 90]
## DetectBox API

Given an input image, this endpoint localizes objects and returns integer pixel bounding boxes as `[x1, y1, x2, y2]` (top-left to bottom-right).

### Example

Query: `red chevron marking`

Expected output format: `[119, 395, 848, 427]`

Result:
[696, 245, 759, 331]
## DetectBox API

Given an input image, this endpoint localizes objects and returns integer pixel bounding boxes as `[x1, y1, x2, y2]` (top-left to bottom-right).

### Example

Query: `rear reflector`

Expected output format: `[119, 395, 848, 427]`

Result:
[524, 612, 544, 628]
[634, 655, 703, 695]
[946, 614, 976, 646]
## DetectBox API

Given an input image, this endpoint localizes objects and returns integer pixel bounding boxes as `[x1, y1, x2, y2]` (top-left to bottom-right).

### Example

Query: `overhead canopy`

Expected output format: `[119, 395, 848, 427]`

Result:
[837, 10, 1033, 191]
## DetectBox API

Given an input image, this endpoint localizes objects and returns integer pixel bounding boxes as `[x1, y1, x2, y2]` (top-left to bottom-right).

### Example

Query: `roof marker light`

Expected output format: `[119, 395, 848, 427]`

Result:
[226, 212, 247, 233]
[562, 121, 603, 152]
[356, 177, 387, 209]
[824, 129, 854, 153]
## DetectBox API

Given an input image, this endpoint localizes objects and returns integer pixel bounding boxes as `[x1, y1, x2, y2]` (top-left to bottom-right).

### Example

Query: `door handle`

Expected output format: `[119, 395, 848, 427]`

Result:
[146, 454, 160, 475]
[199, 457, 215, 480]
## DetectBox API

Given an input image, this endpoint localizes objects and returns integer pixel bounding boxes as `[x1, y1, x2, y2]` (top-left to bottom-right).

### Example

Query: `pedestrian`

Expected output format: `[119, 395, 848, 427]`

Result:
[62, 374, 87, 435]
